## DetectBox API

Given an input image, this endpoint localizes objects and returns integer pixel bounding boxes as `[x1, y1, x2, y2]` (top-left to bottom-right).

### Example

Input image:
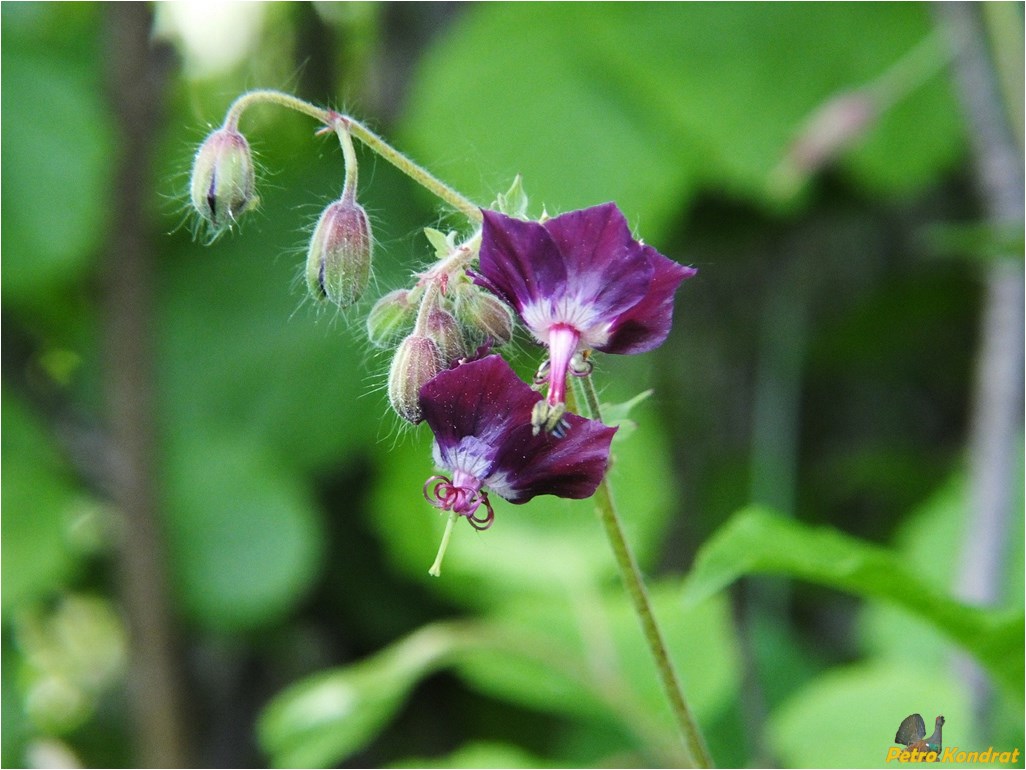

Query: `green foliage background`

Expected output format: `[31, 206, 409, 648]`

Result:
[2, 3, 1022, 768]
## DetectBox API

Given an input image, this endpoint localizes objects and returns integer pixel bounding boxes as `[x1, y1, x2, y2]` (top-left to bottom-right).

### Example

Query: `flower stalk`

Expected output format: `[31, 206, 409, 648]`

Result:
[575, 373, 714, 769]
[223, 89, 482, 223]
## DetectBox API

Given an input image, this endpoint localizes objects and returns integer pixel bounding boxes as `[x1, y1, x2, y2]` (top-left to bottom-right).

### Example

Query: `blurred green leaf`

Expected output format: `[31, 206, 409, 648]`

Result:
[1, 393, 83, 611]
[767, 661, 972, 768]
[259, 584, 738, 768]
[403, 4, 960, 239]
[1, 8, 114, 305]
[164, 434, 324, 631]
[682, 507, 1024, 693]
[389, 740, 565, 769]
[860, 475, 971, 673]
[258, 623, 465, 768]
[922, 221, 1026, 264]
[456, 584, 739, 765]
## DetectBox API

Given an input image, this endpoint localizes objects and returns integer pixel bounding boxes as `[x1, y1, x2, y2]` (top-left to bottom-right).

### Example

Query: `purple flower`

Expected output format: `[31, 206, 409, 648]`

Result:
[475, 203, 696, 408]
[418, 355, 616, 530]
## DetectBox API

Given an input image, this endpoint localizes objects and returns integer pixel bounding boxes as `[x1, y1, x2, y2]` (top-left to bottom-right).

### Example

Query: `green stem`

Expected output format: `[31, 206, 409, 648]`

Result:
[578, 374, 714, 768]
[223, 89, 482, 223]
[334, 122, 359, 197]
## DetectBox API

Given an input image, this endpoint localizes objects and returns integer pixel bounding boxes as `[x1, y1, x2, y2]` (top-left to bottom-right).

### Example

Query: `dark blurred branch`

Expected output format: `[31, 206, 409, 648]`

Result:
[103, 5, 190, 767]
[936, 0, 1025, 728]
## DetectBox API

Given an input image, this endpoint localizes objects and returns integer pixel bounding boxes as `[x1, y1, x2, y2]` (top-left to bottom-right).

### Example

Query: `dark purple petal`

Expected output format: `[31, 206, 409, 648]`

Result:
[419, 355, 537, 454]
[600, 248, 696, 354]
[419, 354, 615, 505]
[477, 210, 566, 312]
[489, 414, 616, 503]
[541, 203, 653, 319]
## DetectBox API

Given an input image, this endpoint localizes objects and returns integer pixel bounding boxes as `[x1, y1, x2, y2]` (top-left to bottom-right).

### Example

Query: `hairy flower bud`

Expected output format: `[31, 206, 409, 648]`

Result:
[190, 126, 257, 235]
[455, 288, 515, 347]
[426, 307, 467, 365]
[305, 189, 373, 308]
[366, 289, 416, 348]
[388, 334, 442, 424]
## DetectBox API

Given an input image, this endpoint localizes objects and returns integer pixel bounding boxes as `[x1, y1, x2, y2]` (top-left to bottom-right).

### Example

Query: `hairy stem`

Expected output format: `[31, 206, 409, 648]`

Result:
[334, 122, 360, 197]
[578, 374, 713, 768]
[223, 89, 482, 222]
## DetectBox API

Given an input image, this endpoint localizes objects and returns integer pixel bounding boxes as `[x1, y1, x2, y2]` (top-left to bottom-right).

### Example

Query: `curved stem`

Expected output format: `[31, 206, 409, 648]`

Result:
[334, 122, 359, 197]
[578, 373, 714, 768]
[223, 89, 482, 222]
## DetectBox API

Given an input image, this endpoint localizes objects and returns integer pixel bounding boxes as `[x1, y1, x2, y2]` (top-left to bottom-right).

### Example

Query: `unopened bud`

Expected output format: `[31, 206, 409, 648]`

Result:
[455, 289, 514, 347]
[388, 335, 442, 424]
[426, 307, 467, 365]
[190, 126, 257, 235]
[305, 189, 373, 308]
[366, 289, 416, 348]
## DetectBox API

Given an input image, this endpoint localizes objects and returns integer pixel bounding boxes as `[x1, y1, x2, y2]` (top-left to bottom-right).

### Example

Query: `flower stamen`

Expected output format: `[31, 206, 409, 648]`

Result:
[422, 474, 495, 529]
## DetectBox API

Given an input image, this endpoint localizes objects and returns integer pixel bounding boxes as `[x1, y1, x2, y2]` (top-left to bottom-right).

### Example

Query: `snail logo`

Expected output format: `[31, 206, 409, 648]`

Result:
[890, 714, 945, 762]
[885, 713, 1022, 765]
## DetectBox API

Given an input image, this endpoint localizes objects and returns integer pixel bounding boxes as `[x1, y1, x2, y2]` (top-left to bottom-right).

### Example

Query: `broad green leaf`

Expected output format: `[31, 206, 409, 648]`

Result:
[163, 434, 324, 631]
[682, 507, 1024, 693]
[456, 584, 739, 766]
[767, 661, 972, 769]
[259, 584, 738, 769]
[389, 741, 565, 769]
[258, 623, 469, 768]
[403, 4, 961, 239]
[1, 7, 114, 305]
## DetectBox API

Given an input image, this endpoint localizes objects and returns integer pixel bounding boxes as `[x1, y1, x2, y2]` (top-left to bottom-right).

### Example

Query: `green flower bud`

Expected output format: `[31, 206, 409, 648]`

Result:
[455, 289, 515, 347]
[190, 127, 257, 235]
[388, 334, 442, 424]
[305, 189, 373, 309]
[366, 289, 416, 348]
[426, 307, 467, 365]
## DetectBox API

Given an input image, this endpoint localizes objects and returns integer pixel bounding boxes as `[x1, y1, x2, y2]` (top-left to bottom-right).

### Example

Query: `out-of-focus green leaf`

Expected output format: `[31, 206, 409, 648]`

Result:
[861, 475, 970, 670]
[766, 661, 972, 769]
[163, 434, 324, 631]
[0, 6, 114, 305]
[1, 393, 83, 611]
[682, 507, 1024, 693]
[259, 584, 737, 769]
[403, 3, 960, 239]
[456, 584, 739, 766]
[258, 623, 466, 768]
[922, 221, 1026, 264]
[389, 741, 565, 769]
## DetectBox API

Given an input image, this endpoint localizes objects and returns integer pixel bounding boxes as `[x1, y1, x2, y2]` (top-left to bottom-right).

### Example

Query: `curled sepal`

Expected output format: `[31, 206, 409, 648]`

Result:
[388, 334, 442, 424]
[305, 189, 373, 308]
[190, 126, 257, 238]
